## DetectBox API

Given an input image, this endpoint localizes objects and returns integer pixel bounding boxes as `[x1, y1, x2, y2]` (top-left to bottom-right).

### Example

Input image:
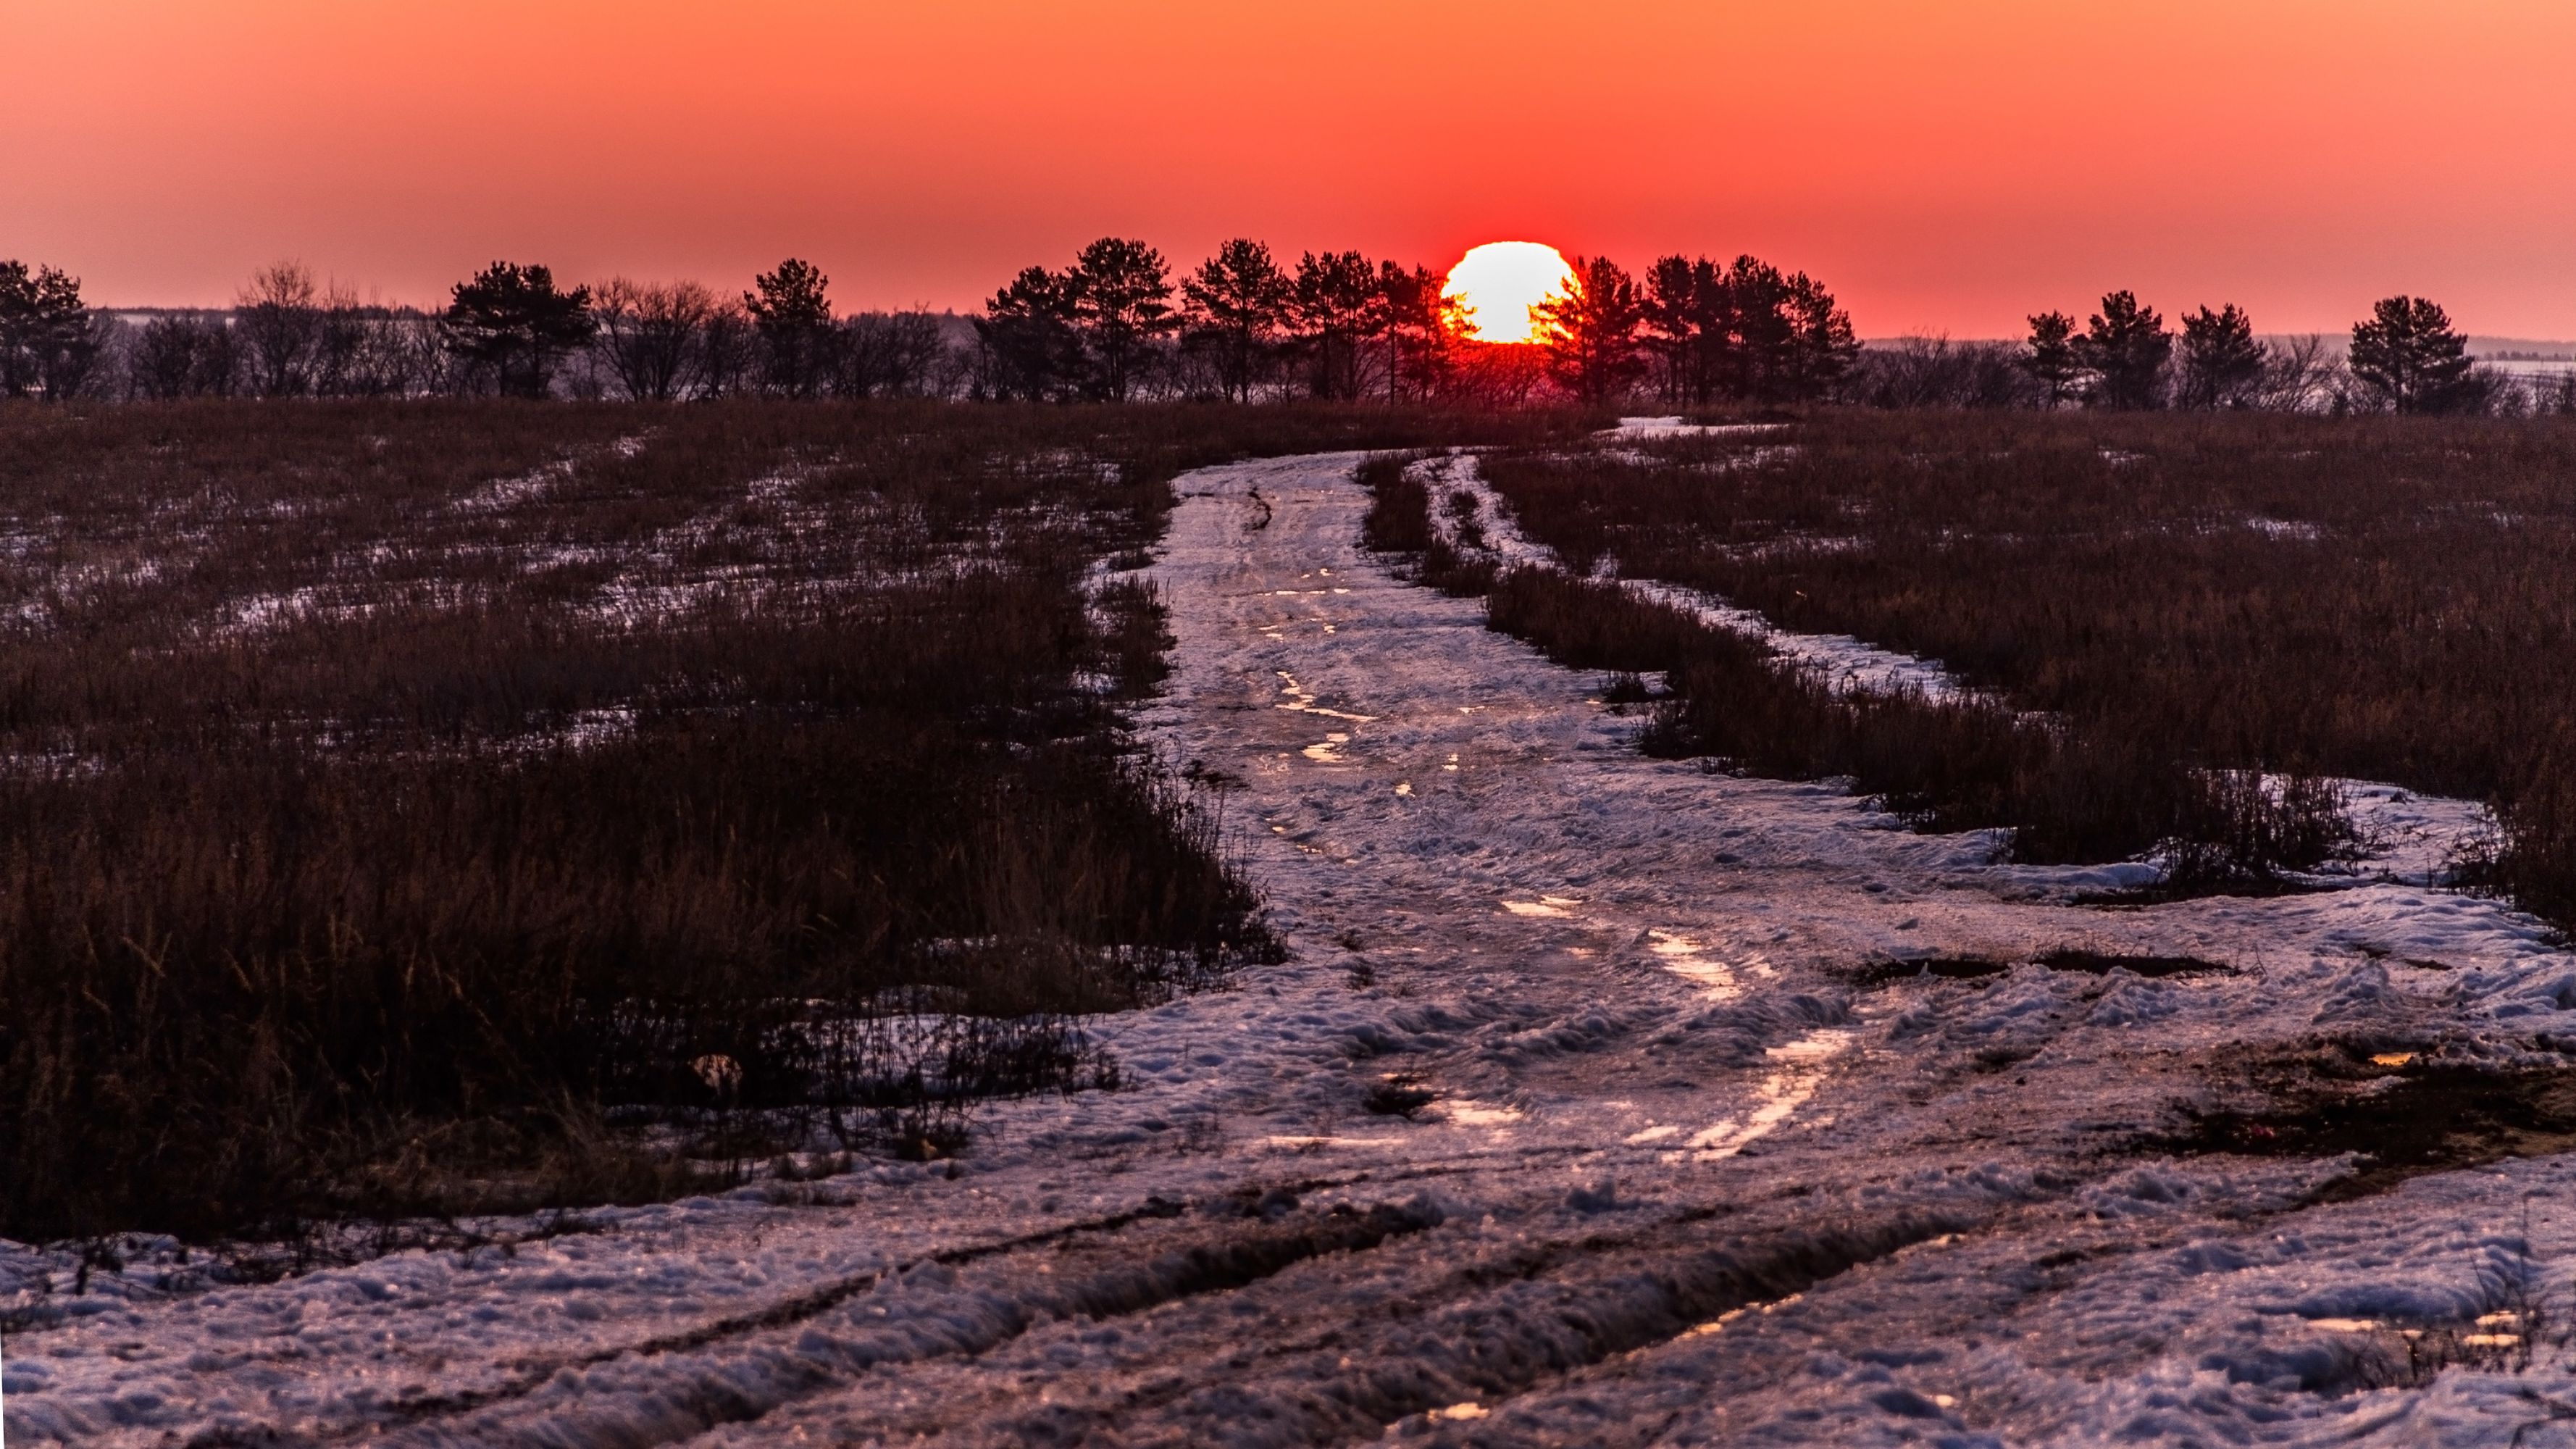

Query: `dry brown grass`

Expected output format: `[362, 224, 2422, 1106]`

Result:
[1476, 410, 2576, 918]
[0, 398, 1574, 1243]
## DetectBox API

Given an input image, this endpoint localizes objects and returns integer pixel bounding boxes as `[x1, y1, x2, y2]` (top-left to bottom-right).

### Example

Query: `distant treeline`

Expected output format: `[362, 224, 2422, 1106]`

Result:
[1862, 293, 2574, 417]
[4, 248, 2568, 416]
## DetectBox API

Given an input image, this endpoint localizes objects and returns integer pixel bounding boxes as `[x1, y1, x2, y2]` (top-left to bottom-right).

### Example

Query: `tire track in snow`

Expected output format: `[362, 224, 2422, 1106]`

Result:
[28, 448, 2576, 1448]
[374, 1199, 1442, 1447]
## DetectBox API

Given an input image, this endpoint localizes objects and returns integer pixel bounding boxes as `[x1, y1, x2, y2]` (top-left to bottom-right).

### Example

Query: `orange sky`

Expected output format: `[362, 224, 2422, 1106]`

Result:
[9, 1, 2575, 336]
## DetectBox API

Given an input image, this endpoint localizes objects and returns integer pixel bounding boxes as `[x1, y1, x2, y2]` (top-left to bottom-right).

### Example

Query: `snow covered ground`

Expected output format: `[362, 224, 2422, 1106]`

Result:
[12, 451, 2576, 1445]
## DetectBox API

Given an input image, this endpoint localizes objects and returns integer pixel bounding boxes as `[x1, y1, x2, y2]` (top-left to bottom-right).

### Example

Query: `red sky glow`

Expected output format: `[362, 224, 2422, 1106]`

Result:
[8, 1, 2575, 337]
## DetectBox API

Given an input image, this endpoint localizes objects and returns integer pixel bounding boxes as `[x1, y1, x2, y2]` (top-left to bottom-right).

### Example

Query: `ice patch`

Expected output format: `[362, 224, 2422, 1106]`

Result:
[1649, 930, 1744, 1000]
[1681, 1027, 1852, 1161]
[1275, 670, 1376, 722]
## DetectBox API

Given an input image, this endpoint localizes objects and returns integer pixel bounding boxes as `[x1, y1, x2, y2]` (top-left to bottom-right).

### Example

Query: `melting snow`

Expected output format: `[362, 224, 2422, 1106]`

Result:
[12, 448, 2576, 1447]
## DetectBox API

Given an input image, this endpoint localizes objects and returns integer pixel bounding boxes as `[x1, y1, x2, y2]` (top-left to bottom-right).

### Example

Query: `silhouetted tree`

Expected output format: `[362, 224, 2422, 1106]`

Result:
[0, 262, 100, 400]
[976, 265, 1083, 401]
[2546, 371, 2576, 417]
[307, 288, 363, 396]
[2076, 291, 2170, 409]
[1717, 257, 1856, 402]
[1778, 269, 1859, 400]
[1290, 251, 1382, 400]
[2023, 312, 2083, 407]
[840, 310, 948, 398]
[1642, 255, 1720, 404]
[440, 262, 596, 398]
[2175, 304, 2265, 410]
[696, 302, 759, 399]
[1534, 255, 1646, 403]
[236, 262, 324, 397]
[2249, 334, 2335, 413]
[1380, 261, 1467, 403]
[2349, 295, 2479, 414]
[1180, 239, 1292, 402]
[1852, 335, 2042, 409]
[597, 277, 716, 400]
[1066, 238, 1176, 402]
[745, 259, 837, 398]
[130, 315, 238, 399]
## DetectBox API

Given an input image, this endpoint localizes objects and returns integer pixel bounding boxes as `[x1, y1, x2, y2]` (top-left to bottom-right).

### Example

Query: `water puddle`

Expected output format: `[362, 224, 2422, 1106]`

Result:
[1276, 670, 1374, 722]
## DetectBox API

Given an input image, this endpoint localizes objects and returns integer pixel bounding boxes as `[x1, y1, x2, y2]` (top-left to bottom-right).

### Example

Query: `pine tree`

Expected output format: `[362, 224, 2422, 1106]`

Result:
[1291, 251, 1383, 401]
[0, 261, 99, 400]
[2023, 312, 2083, 407]
[1379, 261, 1466, 403]
[2078, 291, 2171, 409]
[1534, 255, 1646, 403]
[1179, 239, 1291, 402]
[1712, 257, 1855, 403]
[440, 262, 597, 398]
[1780, 270, 1860, 399]
[2176, 304, 2265, 410]
[1642, 256, 1718, 404]
[975, 266, 1082, 401]
[1065, 238, 1176, 402]
[2349, 296, 2478, 414]
[745, 259, 837, 398]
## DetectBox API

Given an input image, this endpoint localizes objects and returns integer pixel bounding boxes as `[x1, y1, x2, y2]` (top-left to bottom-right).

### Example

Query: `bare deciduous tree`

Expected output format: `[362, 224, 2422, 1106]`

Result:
[596, 277, 717, 400]
[2251, 335, 2338, 413]
[841, 310, 947, 398]
[1851, 335, 2041, 409]
[237, 262, 325, 397]
[130, 314, 238, 399]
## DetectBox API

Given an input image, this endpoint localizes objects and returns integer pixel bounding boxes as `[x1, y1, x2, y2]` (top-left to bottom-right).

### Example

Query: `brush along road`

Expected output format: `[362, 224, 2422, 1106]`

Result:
[11, 451, 2576, 1446]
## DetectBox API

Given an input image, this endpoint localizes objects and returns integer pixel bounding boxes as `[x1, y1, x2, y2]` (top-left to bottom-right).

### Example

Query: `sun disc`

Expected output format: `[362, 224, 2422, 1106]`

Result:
[1444, 241, 1575, 345]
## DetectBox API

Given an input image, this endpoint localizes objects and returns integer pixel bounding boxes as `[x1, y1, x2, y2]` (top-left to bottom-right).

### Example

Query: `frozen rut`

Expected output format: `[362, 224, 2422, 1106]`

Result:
[17, 453, 2576, 1445]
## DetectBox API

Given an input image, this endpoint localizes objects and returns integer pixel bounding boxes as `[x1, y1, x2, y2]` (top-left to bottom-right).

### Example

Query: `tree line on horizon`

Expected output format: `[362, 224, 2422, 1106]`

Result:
[1996, 290, 2524, 416]
[2, 247, 2568, 417]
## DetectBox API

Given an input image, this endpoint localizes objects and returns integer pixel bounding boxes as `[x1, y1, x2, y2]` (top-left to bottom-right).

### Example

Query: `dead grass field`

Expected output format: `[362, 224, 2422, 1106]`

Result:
[0, 398, 1578, 1244]
[1476, 410, 2576, 922]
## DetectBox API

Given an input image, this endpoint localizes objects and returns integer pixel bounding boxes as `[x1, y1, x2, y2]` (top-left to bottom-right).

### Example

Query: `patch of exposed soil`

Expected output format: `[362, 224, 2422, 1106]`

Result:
[2175, 1065, 2576, 1202]
[1857, 950, 2233, 988]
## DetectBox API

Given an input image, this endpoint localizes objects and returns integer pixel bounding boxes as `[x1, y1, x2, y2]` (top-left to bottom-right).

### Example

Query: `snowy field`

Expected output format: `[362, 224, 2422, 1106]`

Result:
[13, 447, 2576, 1445]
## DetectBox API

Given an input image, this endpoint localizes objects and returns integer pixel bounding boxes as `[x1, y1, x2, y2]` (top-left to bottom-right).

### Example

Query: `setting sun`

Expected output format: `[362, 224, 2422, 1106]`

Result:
[1443, 241, 1575, 345]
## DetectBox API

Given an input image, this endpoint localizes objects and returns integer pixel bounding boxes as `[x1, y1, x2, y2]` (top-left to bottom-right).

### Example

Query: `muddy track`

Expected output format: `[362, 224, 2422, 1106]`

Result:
[358, 1197, 1442, 1447]
[956, 1211, 1977, 1446]
[31, 447, 2576, 1449]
